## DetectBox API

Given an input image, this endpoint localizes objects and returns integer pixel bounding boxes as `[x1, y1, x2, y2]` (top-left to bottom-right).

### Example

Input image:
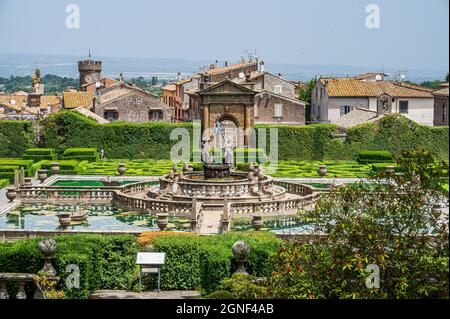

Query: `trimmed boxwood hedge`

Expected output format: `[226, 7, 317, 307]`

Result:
[151, 232, 283, 294]
[0, 121, 35, 158]
[0, 179, 9, 188]
[0, 235, 139, 299]
[23, 148, 57, 162]
[0, 232, 282, 298]
[1, 112, 448, 161]
[40, 111, 194, 159]
[356, 150, 394, 164]
[38, 160, 81, 176]
[62, 148, 99, 162]
[0, 159, 36, 182]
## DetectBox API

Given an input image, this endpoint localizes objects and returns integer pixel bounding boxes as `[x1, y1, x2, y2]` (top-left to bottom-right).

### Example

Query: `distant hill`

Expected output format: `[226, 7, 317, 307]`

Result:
[0, 53, 447, 83]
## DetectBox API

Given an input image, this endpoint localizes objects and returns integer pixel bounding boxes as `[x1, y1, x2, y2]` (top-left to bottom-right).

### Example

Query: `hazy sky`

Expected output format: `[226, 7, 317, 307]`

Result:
[0, 0, 448, 71]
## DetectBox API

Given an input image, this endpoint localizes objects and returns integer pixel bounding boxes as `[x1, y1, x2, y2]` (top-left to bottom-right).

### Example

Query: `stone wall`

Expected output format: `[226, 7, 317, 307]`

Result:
[255, 94, 305, 125]
[95, 91, 172, 122]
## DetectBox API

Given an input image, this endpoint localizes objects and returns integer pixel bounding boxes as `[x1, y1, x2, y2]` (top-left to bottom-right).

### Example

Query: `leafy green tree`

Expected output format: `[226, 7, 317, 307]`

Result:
[298, 78, 317, 123]
[266, 149, 449, 299]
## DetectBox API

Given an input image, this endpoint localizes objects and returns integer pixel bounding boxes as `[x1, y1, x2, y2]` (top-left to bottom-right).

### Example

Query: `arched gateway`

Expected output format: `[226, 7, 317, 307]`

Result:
[198, 80, 255, 148]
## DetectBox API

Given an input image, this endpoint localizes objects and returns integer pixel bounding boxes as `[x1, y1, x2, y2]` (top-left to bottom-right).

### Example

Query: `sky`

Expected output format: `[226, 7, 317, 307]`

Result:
[0, 0, 448, 72]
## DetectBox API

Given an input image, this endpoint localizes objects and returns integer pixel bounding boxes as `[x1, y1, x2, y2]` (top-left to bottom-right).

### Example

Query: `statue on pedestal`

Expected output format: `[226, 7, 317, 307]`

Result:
[201, 140, 213, 165]
[223, 137, 234, 167]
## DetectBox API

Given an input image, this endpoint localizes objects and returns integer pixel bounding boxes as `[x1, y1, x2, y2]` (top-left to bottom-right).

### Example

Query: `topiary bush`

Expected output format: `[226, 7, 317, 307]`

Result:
[356, 150, 394, 164]
[23, 148, 57, 162]
[62, 148, 99, 162]
[0, 158, 35, 181]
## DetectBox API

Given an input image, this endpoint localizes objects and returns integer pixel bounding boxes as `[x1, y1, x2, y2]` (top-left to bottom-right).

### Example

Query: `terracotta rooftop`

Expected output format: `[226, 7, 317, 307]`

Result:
[333, 107, 386, 128]
[434, 87, 449, 96]
[320, 78, 434, 98]
[162, 84, 176, 92]
[206, 61, 258, 76]
[0, 95, 27, 112]
[63, 92, 94, 109]
[40, 95, 61, 110]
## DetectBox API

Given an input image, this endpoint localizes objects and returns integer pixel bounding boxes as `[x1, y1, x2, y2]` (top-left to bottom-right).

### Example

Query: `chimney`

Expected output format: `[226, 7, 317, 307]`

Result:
[260, 61, 265, 72]
[245, 69, 251, 82]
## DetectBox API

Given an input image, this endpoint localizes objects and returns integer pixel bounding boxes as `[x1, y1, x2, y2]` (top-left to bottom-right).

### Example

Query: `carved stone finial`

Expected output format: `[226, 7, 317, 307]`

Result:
[232, 241, 250, 275]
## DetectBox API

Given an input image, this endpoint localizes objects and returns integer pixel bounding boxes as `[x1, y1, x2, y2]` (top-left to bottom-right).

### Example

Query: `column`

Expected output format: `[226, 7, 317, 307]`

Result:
[244, 104, 251, 146]
[202, 105, 209, 140]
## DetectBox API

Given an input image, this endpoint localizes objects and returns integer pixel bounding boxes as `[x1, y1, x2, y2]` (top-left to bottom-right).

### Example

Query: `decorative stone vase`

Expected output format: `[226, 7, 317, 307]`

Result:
[57, 213, 72, 230]
[317, 165, 327, 178]
[232, 241, 251, 275]
[117, 163, 127, 176]
[50, 162, 60, 176]
[156, 213, 169, 231]
[5, 187, 17, 202]
[385, 166, 395, 174]
[38, 238, 57, 276]
[251, 215, 264, 231]
[37, 169, 48, 184]
[432, 205, 442, 219]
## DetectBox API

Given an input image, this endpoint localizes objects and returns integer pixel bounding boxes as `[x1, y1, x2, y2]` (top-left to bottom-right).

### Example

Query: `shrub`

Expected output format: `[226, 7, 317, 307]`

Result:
[151, 232, 283, 294]
[0, 235, 138, 299]
[357, 150, 394, 164]
[23, 148, 57, 162]
[0, 179, 9, 188]
[0, 158, 35, 181]
[62, 148, 99, 162]
[38, 160, 80, 176]
[234, 148, 267, 164]
[40, 111, 193, 159]
[0, 121, 35, 158]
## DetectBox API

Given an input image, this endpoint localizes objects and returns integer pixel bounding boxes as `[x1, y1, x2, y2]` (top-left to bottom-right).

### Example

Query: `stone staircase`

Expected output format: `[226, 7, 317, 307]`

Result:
[196, 204, 224, 235]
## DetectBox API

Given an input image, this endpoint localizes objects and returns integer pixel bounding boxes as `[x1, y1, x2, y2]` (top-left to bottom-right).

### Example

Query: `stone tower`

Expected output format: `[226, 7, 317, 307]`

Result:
[78, 59, 102, 91]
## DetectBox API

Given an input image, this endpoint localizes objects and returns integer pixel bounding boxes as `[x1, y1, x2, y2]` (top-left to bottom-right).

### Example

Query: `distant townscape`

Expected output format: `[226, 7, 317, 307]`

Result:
[0, 55, 448, 127]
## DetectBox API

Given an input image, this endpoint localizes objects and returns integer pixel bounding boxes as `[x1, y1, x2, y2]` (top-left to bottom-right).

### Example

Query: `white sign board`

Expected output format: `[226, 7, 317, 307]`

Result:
[136, 252, 166, 266]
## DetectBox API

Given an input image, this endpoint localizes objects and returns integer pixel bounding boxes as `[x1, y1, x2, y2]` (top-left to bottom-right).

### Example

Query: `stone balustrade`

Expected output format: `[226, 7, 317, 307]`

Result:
[17, 187, 116, 204]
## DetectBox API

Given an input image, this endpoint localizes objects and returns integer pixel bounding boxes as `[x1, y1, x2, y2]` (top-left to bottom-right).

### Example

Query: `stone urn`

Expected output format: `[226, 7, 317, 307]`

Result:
[232, 241, 251, 275]
[385, 166, 395, 174]
[38, 239, 57, 276]
[251, 215, 264, 231]
[117, 163, 127, 176]
[5, 187, 17, 202]
[156, 213, 169, 231]
[37, 169, 48, 184]
[432, 205, 442, 219]
[57, 212, 72, 230]
[50, 162, 60, 176]
[317, 165, 327, 178]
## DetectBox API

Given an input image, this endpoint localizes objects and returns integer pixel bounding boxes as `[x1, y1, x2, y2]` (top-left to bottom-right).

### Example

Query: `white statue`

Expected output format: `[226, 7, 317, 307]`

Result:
[201, 140, 213, 165]
[223, 137, 234, 166]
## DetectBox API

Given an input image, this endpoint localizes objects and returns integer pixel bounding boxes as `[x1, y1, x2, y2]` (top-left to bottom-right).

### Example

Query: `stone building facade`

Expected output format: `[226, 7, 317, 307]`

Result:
[94, 84, 173, 122]
[254, 91, 305, 125]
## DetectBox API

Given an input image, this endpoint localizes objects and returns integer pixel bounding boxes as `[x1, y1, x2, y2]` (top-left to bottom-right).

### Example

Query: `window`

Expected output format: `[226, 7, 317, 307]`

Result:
[149, 110, 163, 121]
[399, 100, 409, 114]
[443, 102, 448, 122]
[320, 88, 323, 99]
[274, 85, 282, 94]
[340, 105, 352, 116]
[104, 110, 118, 121]
[274, 103, 283, 117]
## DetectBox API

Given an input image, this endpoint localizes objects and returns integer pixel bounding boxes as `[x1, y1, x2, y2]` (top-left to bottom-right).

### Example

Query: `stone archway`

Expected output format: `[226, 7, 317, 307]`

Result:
[214, 114, 242, 149]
